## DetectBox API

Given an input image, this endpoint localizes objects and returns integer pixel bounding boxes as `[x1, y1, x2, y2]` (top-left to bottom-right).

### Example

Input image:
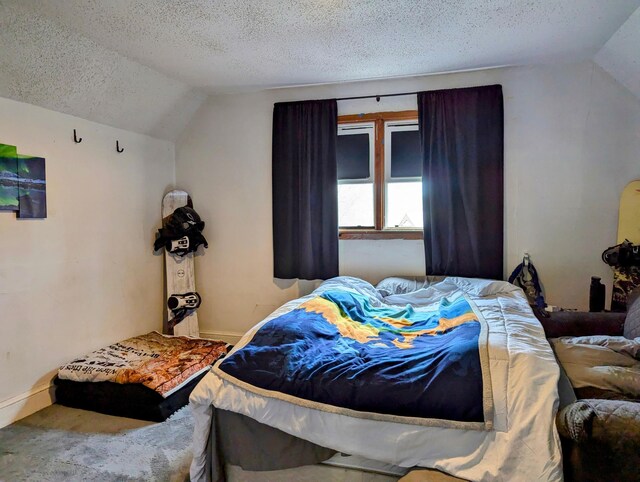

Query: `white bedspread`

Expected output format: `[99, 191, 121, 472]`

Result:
[190, 276, 562, 482]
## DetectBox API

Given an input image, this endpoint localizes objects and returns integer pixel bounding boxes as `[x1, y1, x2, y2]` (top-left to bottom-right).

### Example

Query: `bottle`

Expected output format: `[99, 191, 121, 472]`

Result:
[589, 277, 605, 312]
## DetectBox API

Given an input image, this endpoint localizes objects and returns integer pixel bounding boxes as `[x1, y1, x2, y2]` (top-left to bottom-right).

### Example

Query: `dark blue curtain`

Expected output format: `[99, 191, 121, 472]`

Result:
[272, 99, 339, 280]
[418, 85, 504, 280]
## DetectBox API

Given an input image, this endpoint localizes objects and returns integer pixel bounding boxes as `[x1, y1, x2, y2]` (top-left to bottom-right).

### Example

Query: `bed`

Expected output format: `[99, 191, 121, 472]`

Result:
[56, 331, 228, 421]
[189, 276, 563, 481]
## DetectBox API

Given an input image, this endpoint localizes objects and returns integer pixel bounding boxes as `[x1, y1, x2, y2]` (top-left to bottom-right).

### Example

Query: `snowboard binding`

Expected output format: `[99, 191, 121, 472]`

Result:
[154, 206, 208, 257]
[163, 232, 208, 257]
[602, 239, 640, 267]
[166, 236, 190, 256]
[168, 292, 202, 312]
[167, 292, 202, 334]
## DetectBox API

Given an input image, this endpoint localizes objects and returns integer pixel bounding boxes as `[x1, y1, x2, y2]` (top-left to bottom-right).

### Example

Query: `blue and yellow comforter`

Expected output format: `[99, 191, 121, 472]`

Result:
[216, 289, 491, 428]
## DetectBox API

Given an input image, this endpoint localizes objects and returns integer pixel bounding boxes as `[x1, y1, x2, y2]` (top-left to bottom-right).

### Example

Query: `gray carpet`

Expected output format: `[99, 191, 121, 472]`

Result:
[0, 404, 193, 481]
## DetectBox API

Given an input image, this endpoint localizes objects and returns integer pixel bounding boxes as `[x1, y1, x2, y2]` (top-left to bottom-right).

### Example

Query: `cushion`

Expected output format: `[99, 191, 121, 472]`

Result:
[624, 288, 640, 339]
[549, 337, 640, 398]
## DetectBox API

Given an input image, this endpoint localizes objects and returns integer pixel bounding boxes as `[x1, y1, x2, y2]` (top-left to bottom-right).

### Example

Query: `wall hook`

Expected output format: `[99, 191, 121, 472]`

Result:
[375, 96, 381, 102]
[73, 129, 82, 143]
[116, 140, 124, 153]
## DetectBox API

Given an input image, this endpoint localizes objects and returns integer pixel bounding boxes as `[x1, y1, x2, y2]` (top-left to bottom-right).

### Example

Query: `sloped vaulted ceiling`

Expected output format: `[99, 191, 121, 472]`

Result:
[0, 0, 639, 141]
[595, 7, 640, 99]
[0, 1, 206, 141]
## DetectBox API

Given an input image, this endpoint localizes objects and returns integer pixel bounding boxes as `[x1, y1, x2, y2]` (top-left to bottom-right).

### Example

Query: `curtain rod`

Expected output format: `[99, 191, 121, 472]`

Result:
[335, 91, 417, 102]
[334, 84, 501, 102]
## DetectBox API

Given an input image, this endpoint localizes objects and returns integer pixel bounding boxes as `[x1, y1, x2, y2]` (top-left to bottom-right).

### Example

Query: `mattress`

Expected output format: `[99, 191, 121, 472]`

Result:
[54, 370, 208, 422]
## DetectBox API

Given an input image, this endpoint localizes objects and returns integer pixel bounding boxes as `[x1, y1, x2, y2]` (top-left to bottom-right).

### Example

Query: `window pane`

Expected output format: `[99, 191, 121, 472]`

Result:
[385, 181, 423, 228]
[338, 183, 374, 227]
[390, 130, 421, 178]
[337, 133, 370, 180]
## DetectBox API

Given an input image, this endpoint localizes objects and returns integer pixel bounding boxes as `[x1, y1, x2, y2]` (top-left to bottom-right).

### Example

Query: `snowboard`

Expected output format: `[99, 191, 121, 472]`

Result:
[612, 180, 640, 311]
[617, 180, 640, 244]
[162, 190, 200, 337]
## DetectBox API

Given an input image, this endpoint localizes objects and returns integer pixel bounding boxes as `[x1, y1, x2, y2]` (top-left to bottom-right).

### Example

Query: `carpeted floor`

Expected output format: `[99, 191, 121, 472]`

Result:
[0, 404, 193, 481]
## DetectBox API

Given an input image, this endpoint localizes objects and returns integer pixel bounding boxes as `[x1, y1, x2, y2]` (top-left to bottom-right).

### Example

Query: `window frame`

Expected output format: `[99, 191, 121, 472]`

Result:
[336, 122, 376, 229]
[383, 120, 422, 230]
[337, 110, 423, 240]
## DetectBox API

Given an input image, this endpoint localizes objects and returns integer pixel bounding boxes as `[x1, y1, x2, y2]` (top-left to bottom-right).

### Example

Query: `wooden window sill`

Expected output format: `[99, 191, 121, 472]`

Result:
[339, 229, 423, 240]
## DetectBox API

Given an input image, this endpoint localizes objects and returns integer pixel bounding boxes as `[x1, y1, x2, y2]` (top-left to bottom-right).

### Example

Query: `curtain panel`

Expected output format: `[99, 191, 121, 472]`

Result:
[272, 99, 339, 280]
[418, 85, 504, 280]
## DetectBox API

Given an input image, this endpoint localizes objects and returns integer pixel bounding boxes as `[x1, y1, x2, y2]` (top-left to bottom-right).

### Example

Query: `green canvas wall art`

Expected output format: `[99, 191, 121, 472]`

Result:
[0, 143, 47, 218]
[17, 155, 47, 218]
[0, 143, 19, 211]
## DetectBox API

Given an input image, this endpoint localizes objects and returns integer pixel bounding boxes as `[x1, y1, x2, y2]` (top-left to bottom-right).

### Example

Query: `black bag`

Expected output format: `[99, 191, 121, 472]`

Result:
[508, 255, 548, 317]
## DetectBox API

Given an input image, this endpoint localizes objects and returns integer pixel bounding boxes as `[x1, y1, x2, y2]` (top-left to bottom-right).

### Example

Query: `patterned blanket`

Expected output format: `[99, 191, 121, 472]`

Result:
[59, 332, 228, 397]
[216, 290, 492, 429]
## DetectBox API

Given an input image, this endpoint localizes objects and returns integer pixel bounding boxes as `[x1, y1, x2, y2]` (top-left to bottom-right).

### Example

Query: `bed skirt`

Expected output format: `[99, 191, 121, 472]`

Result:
[201, 407, 335, 481]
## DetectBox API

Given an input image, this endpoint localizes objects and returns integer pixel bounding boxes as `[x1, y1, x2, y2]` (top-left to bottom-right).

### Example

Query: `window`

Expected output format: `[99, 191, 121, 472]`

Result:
[337, 111, 423, 239]
[337, 122, 375, 228]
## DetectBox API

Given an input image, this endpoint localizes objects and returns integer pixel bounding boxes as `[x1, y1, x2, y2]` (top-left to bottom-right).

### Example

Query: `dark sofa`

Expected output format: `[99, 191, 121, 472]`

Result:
[537, 296, 640, 482]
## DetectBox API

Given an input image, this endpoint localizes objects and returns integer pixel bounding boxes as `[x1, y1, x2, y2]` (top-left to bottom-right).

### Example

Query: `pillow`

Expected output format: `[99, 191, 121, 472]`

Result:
[375, 276, 446, 297]
[624, 287, 640, 340]
[446, 277, 520, 297]
[316, 276, 384, 303]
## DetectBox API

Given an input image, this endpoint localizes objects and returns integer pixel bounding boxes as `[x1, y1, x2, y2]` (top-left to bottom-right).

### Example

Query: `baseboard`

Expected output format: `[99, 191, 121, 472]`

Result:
[199, 330, 244, 345]
[0, 384, 55, 429]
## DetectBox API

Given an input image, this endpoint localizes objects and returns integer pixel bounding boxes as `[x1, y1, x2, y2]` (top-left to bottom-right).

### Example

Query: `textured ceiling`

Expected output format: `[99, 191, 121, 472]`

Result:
[0, 1, 206, 141]
[11, 0, 640, 93]
[0, 0, 638, 141]
[594, 7, 640, 99]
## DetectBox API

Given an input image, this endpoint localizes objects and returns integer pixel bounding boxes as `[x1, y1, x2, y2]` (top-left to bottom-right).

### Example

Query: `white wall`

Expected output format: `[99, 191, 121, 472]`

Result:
[176, 61, 640, 338]
[0, 97, 174, 426]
